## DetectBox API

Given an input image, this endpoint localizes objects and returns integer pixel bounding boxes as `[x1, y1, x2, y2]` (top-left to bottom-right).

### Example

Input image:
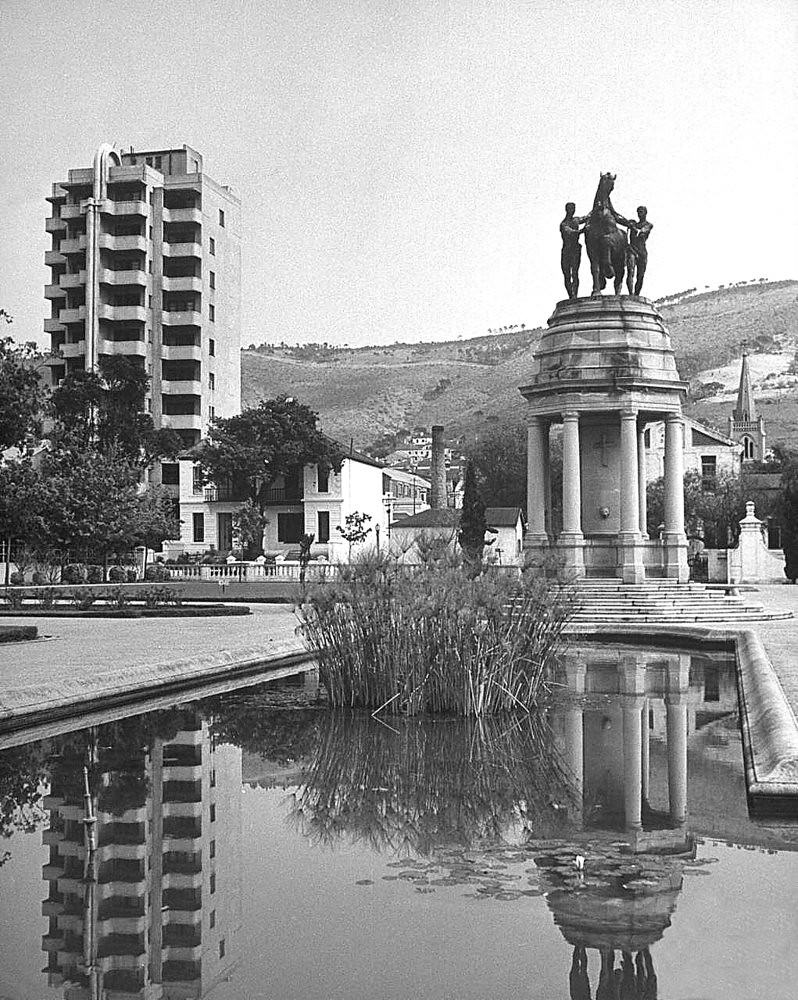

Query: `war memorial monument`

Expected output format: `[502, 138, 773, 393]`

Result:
[521, 173, 689, 583]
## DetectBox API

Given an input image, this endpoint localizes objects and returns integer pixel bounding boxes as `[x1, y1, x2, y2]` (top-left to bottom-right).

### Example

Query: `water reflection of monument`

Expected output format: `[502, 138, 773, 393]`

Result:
[40, 714, 242, 999]
[545, 644, 735, 998]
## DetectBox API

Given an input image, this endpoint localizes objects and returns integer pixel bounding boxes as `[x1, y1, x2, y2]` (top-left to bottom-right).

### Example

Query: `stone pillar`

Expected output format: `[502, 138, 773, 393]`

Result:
[559, 412, 584, 575]
[663, 413, 689, 582]
[641, 697, 650, 801]
[638, 423, 648, 539]
[666, 654, 690, 827]
[526, 417, 548, 541]
[619, 409, 645, 582]
[621, 656, 646, 832]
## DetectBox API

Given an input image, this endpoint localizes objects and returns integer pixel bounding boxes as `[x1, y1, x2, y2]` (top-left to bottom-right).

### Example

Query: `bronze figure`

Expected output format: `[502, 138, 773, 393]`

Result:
[583, 172, 628, 295]
[560, 202, 588, 299]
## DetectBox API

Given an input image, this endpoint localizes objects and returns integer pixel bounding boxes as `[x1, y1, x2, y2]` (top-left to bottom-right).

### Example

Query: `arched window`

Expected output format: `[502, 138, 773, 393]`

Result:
[743, 436, 754, 460]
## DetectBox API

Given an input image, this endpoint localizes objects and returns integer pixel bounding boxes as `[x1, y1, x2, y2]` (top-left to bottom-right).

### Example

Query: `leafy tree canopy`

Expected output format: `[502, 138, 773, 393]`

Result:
[196, 396, 344, 510]
[458, 461, 490, 571]
[0, 315, 48, 452]
[467, 422, 527, 508]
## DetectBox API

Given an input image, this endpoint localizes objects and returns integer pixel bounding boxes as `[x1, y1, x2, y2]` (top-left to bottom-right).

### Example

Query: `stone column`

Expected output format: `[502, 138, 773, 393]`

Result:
[638, 423, 648, 539]
[619, 409, 644, 582]
[621, 656, 646, 832]
[666, 654, 690, 826]
[663, 414, 689, 581]
[563, 657, 586, 822]
[526, 417, 548, 541]
[559, 411, 584, 575]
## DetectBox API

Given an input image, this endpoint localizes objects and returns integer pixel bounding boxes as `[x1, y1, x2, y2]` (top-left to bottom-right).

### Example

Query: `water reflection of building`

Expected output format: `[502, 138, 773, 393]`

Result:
[41, 717, 242, 998]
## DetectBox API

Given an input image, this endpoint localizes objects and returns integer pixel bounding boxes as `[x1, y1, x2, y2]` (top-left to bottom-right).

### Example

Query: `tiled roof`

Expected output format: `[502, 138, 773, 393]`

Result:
[484, 506, 525, 527]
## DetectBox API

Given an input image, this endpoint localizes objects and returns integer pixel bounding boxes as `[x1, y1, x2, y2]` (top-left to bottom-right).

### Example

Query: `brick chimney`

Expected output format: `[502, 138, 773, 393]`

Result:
[430, 425, 447, 510]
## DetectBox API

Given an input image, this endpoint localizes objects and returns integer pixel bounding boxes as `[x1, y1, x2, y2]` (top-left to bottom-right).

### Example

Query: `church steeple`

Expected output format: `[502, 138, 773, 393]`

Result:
[733, 344, 757, 422]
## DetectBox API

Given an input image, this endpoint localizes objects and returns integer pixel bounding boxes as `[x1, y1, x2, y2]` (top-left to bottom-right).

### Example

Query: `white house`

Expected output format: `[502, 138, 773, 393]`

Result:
[388, 506, 526, 566]
[382, 468, 431, 522]
[644, 415, 742, 483]
[173, 448, 390, 562]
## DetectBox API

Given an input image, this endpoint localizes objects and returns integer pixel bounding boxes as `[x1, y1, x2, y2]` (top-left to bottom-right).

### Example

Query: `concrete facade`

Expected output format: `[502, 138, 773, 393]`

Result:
[44, 143, 241, 458]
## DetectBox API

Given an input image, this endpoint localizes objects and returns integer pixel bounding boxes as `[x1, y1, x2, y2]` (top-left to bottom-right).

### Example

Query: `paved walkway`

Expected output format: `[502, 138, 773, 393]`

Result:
[0, 604, 307, 733]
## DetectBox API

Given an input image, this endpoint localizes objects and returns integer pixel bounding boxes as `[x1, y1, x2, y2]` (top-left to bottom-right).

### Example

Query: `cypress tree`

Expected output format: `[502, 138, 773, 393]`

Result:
[458, 462, 488, 573]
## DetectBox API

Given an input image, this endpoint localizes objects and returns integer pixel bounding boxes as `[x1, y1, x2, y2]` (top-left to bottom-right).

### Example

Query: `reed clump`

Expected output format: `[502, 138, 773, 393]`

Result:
[297, 552, 574, 716]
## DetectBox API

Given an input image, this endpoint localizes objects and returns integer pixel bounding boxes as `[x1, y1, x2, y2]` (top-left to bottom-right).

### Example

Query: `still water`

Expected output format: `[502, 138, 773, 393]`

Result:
[0, 644, 796, 1000]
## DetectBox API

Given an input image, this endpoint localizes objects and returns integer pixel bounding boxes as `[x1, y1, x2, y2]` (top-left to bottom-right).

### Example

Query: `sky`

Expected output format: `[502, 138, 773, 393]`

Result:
[1, 0, 796, 349]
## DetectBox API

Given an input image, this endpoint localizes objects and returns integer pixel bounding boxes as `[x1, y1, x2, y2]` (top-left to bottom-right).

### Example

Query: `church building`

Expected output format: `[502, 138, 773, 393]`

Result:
[728, 348, 766, 462]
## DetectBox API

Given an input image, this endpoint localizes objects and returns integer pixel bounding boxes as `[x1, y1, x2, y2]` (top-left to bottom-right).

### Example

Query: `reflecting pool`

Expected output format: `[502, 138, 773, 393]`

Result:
[0, 645, 796, 999]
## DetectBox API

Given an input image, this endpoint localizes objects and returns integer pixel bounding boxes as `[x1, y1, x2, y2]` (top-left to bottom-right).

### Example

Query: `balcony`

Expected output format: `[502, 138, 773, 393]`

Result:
[163, 207, 202, 225]
[102, 200, 148, 217]
[162, 241, 202, 258]
[44, 318, 65, 334]
[42, 898, 65, 917]
[99, 233, 147, 253]
[204, 486, 247, 502]
[162, 379, 202, 395]
[162, 309, 202, 326]
[45, 217, 67, 233]
[98, 859, 145, 884]
[98, 339, 146, 358]
[60, 236, 87, 254]
[161, 800, 202, 818]
[162, 942, 202, 963]
[59, 306, 86, 324]
[162, 274, 202, 293]
[42, 933, 65, 953]
[98, 933, 146, 958]
[163, 856, 202, 876]
[100, 268, 147, 286]
[61, 340, 86, 359]
[161, 888, 202, 912]
[98, 898, 146, 921]
[262, 486, 304, 504]
[162, 817, 201, 840]
[161, 414, 203, 432]
[162, 342, 201, 362]
[60, 271, 86, 287]
[44, 249, 66, 266]
[98, 303, 146, 323]
[42, 862, 63, 881]
[44, 283, 66, 299]
[61, 204, 83, 220]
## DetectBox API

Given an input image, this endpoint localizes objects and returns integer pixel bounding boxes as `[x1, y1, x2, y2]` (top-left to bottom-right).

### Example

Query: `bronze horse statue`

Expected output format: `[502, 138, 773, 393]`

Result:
[585, 172, 627, 295]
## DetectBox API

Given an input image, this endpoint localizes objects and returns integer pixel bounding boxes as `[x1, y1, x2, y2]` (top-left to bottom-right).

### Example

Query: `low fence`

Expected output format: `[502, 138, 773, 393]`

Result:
[163, 561, 341, 582]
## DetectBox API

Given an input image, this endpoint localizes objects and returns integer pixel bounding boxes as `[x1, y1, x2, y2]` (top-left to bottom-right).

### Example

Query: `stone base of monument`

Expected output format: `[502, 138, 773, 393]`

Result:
[520, 295, 689, 583]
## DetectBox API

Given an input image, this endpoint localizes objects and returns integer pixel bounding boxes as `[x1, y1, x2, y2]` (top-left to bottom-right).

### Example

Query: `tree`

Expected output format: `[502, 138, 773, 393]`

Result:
[647, 470, 746, 547]
[458, 462, 491, 572]
[337, 512, 372, 559]
[0, 317, 48, 452]
[779, 451, 798, 583]
[468, 422, 527, 507]
[0, 460, 54, 584]
[196, 397, 344, 514]
[50, 357, 181, 463]
[232, 500, 269, 559]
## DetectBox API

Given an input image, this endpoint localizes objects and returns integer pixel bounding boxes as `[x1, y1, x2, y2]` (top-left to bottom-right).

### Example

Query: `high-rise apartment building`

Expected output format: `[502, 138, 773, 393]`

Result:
[44, 143, 241, 450]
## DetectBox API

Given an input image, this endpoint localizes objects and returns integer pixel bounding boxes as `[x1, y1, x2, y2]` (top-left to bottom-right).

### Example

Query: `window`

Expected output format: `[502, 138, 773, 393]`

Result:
[192, 513, 205, 543]
[209, 373, 215, 390]
[154, 156, 162, 169]
[192, 465, 204, 495]
[210, 910, 216, 929]
[318, 511, 330, 543]
[277, 512, 304, 543]
[209, 236, 216, 255]
[210, 768, 216, 787]
[210, 873, 216, 894]
[209, 303, 215, 322]
[161, 463, 179, 486]
[209, 339, 215, 356]
[219, 209, 225, 227]
[643, 428, 651, 448]
[743, 436, 755, 460]
[209, 405, 215, 420]
[210, 803, 216, 822]
[148, 294, 153, 308]
[704, 669, 720, 703]
[219, 939, 226, 958]
[149, 226, 153, 240]
[210, 839, 216, 858]
[701, 455, 717, 490]
[209, 270, 215, 289]
[317, 466, 329, 493]
[149, 260, 153, 273]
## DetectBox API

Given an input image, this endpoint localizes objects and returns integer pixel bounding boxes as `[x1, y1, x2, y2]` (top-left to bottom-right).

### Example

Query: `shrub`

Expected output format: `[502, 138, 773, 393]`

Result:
[144, 563, 169, 582]
[9, 571, 25, 586]
[4, 588, 23, 610]
[62, 564, 86, 585]
[31, 571, 46, 585]
[140, 585, 173, 609]
[71, 587, 97, 611]
[106, 586, 130, 609]
[108, 566, 128, 583]
[298, 554, 574, 716]
[126, 568, 138, 583]
[86, 565, 103, 584]
[34, 587, 56, 610]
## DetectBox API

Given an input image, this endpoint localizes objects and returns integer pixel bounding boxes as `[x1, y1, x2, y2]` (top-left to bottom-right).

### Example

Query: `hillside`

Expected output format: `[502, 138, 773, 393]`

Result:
[241, 280, 798, 449]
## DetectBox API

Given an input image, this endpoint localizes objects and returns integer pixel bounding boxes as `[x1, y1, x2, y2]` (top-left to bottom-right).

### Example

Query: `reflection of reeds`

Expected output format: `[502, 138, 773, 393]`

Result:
[298, 560, 574, 715]
[290, 712, 575, 855]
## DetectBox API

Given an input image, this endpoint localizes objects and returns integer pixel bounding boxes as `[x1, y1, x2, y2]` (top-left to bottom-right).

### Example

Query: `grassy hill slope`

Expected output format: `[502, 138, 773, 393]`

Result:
[241, 280, 798, 448]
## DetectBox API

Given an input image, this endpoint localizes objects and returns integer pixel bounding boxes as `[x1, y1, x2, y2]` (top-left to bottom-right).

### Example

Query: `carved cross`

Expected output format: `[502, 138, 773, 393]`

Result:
[594, 432, 612, 467]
